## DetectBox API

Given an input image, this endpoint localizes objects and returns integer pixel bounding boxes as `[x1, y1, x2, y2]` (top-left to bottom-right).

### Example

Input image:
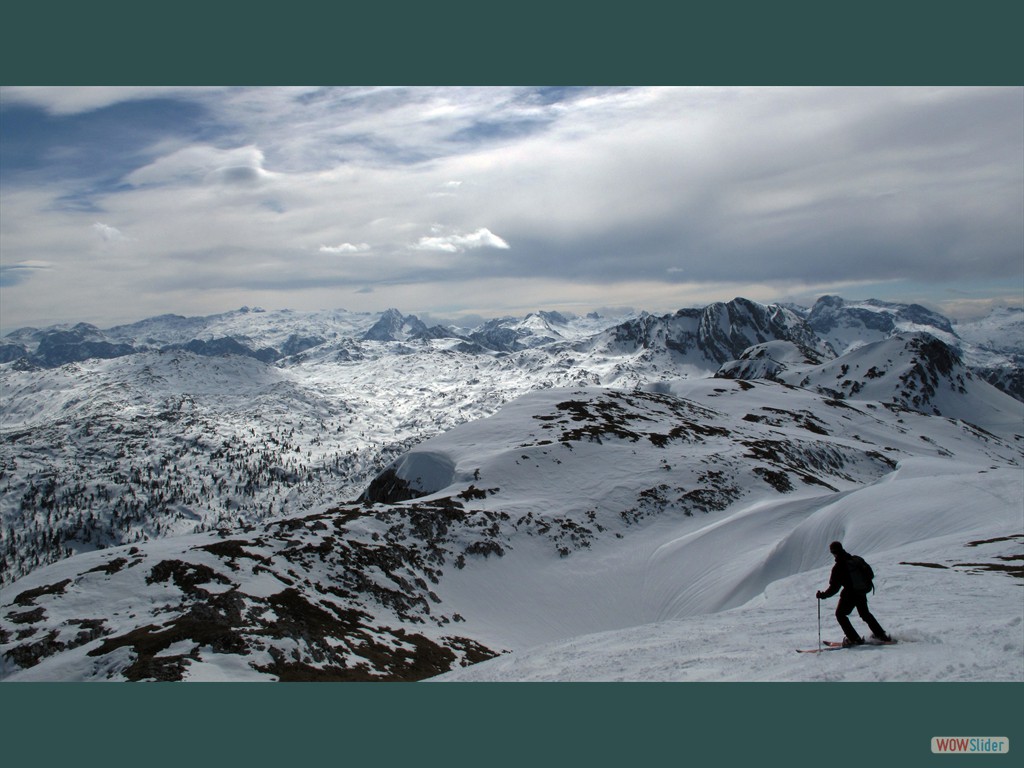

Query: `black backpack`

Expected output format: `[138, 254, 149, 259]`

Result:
[847, 555, 875, 593]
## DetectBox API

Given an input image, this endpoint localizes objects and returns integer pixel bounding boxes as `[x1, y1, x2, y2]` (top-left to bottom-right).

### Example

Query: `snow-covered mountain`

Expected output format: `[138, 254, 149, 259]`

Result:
[804, 295, 957, 354]
[802, 295, 1024, 403]
[953, 306, 1024, 402]
[3, 307, 381, 366]
[2, 298, 829, 585]
[1, 295, 1021, 682]
[578, 299, 829, 371]
[1, 377, 1020, 681]
[2, 298, 1021, 585]
[955, 305, 1024, 354]
[0, 340, 529, 585]
[718, 332, 1021, 434]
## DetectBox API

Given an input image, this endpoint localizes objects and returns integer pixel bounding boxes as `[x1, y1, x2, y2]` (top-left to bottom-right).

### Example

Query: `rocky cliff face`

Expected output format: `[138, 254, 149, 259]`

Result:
[597, 298, 828, 366]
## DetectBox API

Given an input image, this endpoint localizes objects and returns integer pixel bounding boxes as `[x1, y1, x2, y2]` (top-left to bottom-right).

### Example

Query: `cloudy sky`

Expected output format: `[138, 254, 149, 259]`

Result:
[1, 85, 1021, 332]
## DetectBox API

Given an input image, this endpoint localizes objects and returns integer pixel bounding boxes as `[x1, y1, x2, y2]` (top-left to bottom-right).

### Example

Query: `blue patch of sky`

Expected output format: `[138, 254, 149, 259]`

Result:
[327, 132, 434, 166]
[51, 190, 108, 213]
[447, 117, 553, 145]
[1, 97, 231, 205]
[0, 263, 48, 288]
[529, 86, 592, 105]
[524, 85, 625, 106]
[293, 87, 333, 106]
[445, 86, 630, 146]
[0, 267, 24, 288]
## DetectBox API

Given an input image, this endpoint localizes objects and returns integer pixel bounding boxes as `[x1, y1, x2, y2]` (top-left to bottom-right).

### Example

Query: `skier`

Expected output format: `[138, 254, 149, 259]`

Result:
[816, 541, 891, 646]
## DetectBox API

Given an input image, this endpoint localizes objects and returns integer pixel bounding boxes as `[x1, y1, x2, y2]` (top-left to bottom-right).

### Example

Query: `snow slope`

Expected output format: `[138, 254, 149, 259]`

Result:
[719, 332, 1023, 435]
[433, 464, 1023, 682]
[3, 378, 1020, 682]
[0, 298, 853, 585]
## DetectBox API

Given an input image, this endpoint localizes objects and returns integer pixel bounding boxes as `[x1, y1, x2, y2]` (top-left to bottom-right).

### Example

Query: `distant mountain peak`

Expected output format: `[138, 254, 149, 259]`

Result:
[362, 309, 431, 342]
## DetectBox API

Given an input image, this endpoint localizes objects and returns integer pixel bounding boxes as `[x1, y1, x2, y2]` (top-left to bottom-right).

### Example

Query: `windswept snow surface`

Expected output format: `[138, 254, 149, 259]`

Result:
[2, 378, 1021, 682]
[2, 299, 1022, 683]
[433, 465, 1023, 681]
[418, 382, 1024, 681]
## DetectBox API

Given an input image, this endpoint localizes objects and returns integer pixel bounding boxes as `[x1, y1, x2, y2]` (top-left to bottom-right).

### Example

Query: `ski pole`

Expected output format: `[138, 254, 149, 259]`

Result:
[817, 595, 821, 652]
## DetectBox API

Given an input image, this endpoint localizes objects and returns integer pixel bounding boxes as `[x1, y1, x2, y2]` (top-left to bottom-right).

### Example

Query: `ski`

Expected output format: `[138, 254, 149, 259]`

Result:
[797, 638, 897, 653]
[825, 638, 898, 647]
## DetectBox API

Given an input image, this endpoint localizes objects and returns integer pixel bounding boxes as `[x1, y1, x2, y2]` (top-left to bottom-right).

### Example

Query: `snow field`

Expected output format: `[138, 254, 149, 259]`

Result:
[2, 302, 1021, 682]
[431, 463, 1022, 681]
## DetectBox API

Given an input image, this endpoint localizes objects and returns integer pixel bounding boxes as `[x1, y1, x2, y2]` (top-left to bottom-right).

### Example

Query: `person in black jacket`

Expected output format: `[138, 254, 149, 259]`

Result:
[816, 541, 891, 646]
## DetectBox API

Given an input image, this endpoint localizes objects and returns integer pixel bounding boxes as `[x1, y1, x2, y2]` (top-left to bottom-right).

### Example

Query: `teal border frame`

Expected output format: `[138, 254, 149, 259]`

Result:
[2, 682, 1022, 766]
[2, 2, 1021, 766]
[2, 1, 1022, 85]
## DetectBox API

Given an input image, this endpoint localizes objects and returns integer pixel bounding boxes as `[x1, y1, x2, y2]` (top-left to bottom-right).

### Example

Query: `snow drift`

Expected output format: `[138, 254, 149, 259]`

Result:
[2, 378, 1020, 682]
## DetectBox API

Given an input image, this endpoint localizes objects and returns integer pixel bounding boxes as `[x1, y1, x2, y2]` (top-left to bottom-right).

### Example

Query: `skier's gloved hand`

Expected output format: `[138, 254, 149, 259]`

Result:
[815, 591, 824, 599]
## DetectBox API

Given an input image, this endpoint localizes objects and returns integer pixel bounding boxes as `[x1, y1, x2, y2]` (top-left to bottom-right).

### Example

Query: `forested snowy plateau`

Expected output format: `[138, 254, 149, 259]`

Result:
[1, 297, 1021, 681]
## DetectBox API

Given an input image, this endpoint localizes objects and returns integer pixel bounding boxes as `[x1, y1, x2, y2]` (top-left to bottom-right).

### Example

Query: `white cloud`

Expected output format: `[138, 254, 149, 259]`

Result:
[413, 228, 510, 253]
[0, 86, 233, 115]
[92, 222, 126, 242]
[126, 145, 272, 187]
[319, 243, 371, 254]
[940, 298, 1024, 321]
[2, 86, 1020, 331]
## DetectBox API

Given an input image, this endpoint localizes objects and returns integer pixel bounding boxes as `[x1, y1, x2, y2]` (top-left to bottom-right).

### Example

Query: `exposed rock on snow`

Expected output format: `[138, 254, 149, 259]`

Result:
[2, 298, 1021, 682]
[2, 378, 1020, 682]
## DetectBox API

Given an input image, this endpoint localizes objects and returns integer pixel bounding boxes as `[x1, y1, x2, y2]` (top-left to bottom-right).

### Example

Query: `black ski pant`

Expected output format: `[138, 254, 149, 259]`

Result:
[835, 589, 886, 641]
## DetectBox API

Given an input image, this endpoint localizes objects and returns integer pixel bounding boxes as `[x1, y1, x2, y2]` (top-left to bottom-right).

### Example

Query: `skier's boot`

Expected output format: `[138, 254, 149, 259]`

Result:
[842, 635, 864, 647]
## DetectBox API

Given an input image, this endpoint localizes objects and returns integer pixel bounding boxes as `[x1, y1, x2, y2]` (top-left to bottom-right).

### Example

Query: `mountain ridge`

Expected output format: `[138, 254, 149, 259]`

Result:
[1, 294, 1021, 681]
[5, 296, 1020, 392]
[2, 377, 1020, 681]
[2, 296, 1021, 587]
